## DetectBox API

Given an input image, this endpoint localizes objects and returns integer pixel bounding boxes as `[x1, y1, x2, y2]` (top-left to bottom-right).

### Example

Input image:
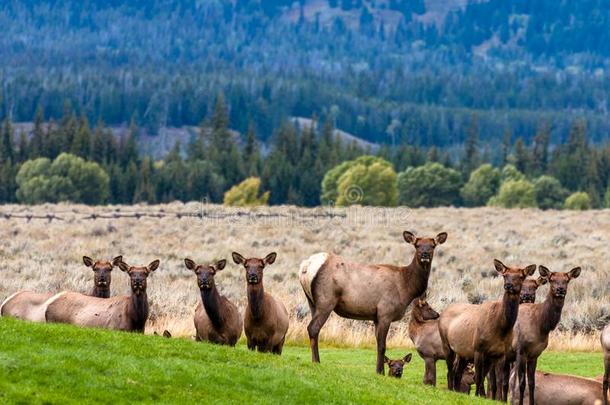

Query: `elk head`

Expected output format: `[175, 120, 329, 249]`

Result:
[403, 231, 447, 266]
[413, 294, 440, 321]
[232, 252, 276, 286]
[520, 277, 548, 304]
[118, 259, 160, 295]
[538, 265, 581, 300]
[493, 259, 537, 296]
[384, 353, 412, 378]
[83, 255, 123, 294]
[462, 363, 476, 387]
[184, 258, 227, 290]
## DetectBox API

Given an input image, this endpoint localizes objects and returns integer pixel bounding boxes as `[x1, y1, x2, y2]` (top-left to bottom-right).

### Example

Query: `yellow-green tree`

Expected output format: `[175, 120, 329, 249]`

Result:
[223, 177, 269, 207]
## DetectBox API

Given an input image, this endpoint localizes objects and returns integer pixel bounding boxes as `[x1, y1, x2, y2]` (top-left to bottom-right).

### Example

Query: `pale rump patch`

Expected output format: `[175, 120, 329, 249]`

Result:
[299, 252, 328, 302]
[0, 290, 26, 315]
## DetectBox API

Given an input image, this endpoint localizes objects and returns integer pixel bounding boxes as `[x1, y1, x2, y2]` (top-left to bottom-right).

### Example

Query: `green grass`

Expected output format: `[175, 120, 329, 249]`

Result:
[0, 318, 602, 404]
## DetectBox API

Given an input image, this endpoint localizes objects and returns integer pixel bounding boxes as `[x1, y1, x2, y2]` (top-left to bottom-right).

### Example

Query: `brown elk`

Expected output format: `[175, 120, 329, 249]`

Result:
[384, 353, 412, 378]
[520, 277, 547, 304]
[510, 370, 608, 405]
[300, 231, 447, 374]
[438, 259, 536, 397]
[0, 255, 122, 321]
[509, 265, 581, 405]
[232, 252, 288, 354]
[184, 258, 243, 346]
[45, 259, 159, 332]
[602, 323, 609, 405]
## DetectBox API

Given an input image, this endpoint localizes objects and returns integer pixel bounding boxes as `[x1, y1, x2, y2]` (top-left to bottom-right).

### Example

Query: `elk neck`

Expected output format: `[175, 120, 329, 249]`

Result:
[539, 290, 565, 335]
[92, 286, 110, 299]
[499, 290, 520, 335]
[201, 283, 224, 328]
[403, 256, 432, 301]
[247, 282, 265, 320]
[129, 290, 149, 332]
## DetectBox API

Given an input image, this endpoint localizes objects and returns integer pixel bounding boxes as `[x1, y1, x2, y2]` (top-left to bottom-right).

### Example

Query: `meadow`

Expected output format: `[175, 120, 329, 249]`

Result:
[0, 203, 608, 351]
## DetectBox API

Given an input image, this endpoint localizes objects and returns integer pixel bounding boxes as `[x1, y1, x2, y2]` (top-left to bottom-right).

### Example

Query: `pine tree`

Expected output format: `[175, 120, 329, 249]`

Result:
[461, 113, 480, 177]
[71, 117, 92, 158]
[514, 137, 531, 175]
[501, 128, 512, 165]
[243, 124, 261, 176]
[30, 108, 46, 157]
[0, 119, 15, 163]
[531, 124, 550, 176]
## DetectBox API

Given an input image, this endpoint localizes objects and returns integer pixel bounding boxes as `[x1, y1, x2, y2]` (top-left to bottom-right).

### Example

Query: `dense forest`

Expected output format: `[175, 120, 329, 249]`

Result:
[2, 0, 610, 151]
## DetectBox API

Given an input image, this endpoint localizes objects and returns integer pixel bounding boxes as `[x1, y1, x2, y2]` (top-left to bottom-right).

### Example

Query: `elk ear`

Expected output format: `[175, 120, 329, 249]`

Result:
[524, 265, 537, 276]
[567, 266, 581, 279]
[232, 252, 245, 265]
[264, 252, 277, 265]
[118, 261, 130, 273]
[184, 258, 196, 271]
[536, 276, 548, 286]
[148, 260, 160, 272]
[435, 232, 448, 245]
[83, 256, 94, 267]
[403, 231, 416, 245]
[538, 265, 551, 279]
[162, 330, 171, 338]
[493, 259, 507, 274]
[403, 353, 412, 363]
[112, 256, 123, 267]
[384, 356, 390, 364]
[215, 259, 227, 271]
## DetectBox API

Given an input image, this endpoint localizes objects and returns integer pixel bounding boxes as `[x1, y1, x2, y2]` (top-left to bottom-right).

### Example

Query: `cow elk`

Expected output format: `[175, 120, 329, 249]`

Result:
[0, 255, 122, 322]
[300, 231, 447, 374]
[384, 353, 412, 378]
[520, 277, 547, 304]
[45, 259, 159, 332]
[184, 258, 242, 346]
[232, 252, 288, 354]
[602, 323, 610, 405]
[439, 259, 536, 397]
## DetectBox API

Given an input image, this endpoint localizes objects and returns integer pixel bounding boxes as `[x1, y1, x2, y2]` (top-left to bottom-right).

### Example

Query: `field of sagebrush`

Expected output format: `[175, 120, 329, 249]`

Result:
[0, 203, 608, 350]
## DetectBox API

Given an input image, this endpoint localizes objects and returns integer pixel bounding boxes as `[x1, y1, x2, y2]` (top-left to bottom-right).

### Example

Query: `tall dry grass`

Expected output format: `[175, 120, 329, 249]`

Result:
[0, 203, 608, 351]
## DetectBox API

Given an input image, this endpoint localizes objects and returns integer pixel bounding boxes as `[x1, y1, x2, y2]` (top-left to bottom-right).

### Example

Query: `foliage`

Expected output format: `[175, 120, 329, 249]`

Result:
[564, 192, 592, 210]
[500, 164, 526, 183]
[224, 177, 269, 207]
[534, 175, 569, 210]
[488, 179, 537, 208]
[398, 162, 462, 207]
[460, 164, 500, 207]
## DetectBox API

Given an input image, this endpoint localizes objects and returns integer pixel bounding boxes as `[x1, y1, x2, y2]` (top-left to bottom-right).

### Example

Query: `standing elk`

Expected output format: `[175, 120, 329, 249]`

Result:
[184, 258, 242, 346]
[520, 276, 547, 304]
[45, 259, 159, 333]
[0, 255, 122, 321]
[602, 323, 610, 405]
[232, 252, 288, 354]
[300, 230, 447, 374]
[439, 259, 536, 397]
[384, 354, 412, 378]
[509, 265, 581, 405]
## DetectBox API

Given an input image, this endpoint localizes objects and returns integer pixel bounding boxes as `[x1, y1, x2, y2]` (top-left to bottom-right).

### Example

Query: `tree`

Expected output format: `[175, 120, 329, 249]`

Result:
[564, 192, 591, 210]
[533, 175, 568, 210]
[461, 113, 480, 177]
[501, 164, 526, 182]
[513, 137, 531, 175]
[488, 179, 537, 208]
[398, 162, 462, 207]
[224, 177, 270, 207]
[460, 164, 501, 206]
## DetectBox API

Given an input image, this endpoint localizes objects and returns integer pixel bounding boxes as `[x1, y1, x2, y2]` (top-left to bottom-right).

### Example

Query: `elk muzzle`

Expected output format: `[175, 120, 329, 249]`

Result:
[521, 294, 535, 303]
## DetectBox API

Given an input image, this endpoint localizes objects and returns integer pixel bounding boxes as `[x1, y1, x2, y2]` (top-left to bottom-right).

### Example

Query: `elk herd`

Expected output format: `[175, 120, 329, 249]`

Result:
[0, 231, 608, 404]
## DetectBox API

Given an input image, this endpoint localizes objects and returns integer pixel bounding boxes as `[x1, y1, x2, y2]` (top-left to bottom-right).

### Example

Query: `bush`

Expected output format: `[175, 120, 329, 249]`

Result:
[501, 164, 526, 182]
[16, 153, 110, 204]
[460, 164, 500, 206]
[534, 175, 569, 210]
[223, 177, 269, 207]
[488, 179, 537, 208]
[322, 156, 398, 206]
[564, 192, 591, 210]
[398, 162, 462, 207]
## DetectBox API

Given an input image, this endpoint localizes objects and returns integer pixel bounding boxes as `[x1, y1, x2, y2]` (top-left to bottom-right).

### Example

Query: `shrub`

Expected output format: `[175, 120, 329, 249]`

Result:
[534, 175, 569, 210]
[398, 162, 462, 207]
[460, 164, 500, 206]
[488, 179, 537, 208]
[501, 164, 525, 182]
[223, 177, 269, 207]
[564, 192, 591, 210]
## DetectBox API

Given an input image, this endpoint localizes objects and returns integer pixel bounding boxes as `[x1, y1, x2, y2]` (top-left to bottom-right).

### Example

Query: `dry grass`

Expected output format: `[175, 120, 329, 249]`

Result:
[0, 203, 608, 351]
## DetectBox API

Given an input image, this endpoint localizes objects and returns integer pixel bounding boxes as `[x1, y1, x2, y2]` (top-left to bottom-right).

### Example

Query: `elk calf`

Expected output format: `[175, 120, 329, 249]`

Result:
[0, 255, 121, 322]
[184, 258, 242, 346]
[384, 354, 412, 378]
[45, 259, 159, 333]
[233, 252, 288, 354]
[603, 323, 610, 405]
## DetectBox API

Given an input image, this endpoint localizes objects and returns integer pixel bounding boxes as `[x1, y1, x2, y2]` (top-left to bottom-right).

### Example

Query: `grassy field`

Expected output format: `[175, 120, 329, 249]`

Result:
[0, 318, 603, 405]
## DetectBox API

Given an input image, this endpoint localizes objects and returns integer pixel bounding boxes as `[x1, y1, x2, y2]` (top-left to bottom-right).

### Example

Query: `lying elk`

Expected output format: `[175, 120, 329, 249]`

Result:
[232, 252, 288, 354]
[602, 323, 610, 405]
[300, 231, 447, 374]
[510, 370, 608, 405]
[384, 354, 412, 378]
[509, 265, 581, 405]
[45, 259, 159, 332]
[184, 258, 242, 346]
[439, 259, 536, 397]
[0, 255, 122, 321]
[408, 294, 476, 393]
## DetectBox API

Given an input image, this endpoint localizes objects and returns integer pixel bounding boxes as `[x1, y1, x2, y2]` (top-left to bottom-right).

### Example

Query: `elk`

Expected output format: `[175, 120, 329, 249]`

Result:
[300, 231, 447, 374]
[184, 258, 242, 346]
[602, 323, 609, 405]
[520, 276, 547, 304]
[384, 354, 412, 378]
[232, 252, 288, 354]
[438, 259, 536, 397]
[45, 259, 159, 333]
[408, 294, 476, 393]
[0, 255, 121, 321]
[509, 265, 581, 405]
[510, 370, 608, 405]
